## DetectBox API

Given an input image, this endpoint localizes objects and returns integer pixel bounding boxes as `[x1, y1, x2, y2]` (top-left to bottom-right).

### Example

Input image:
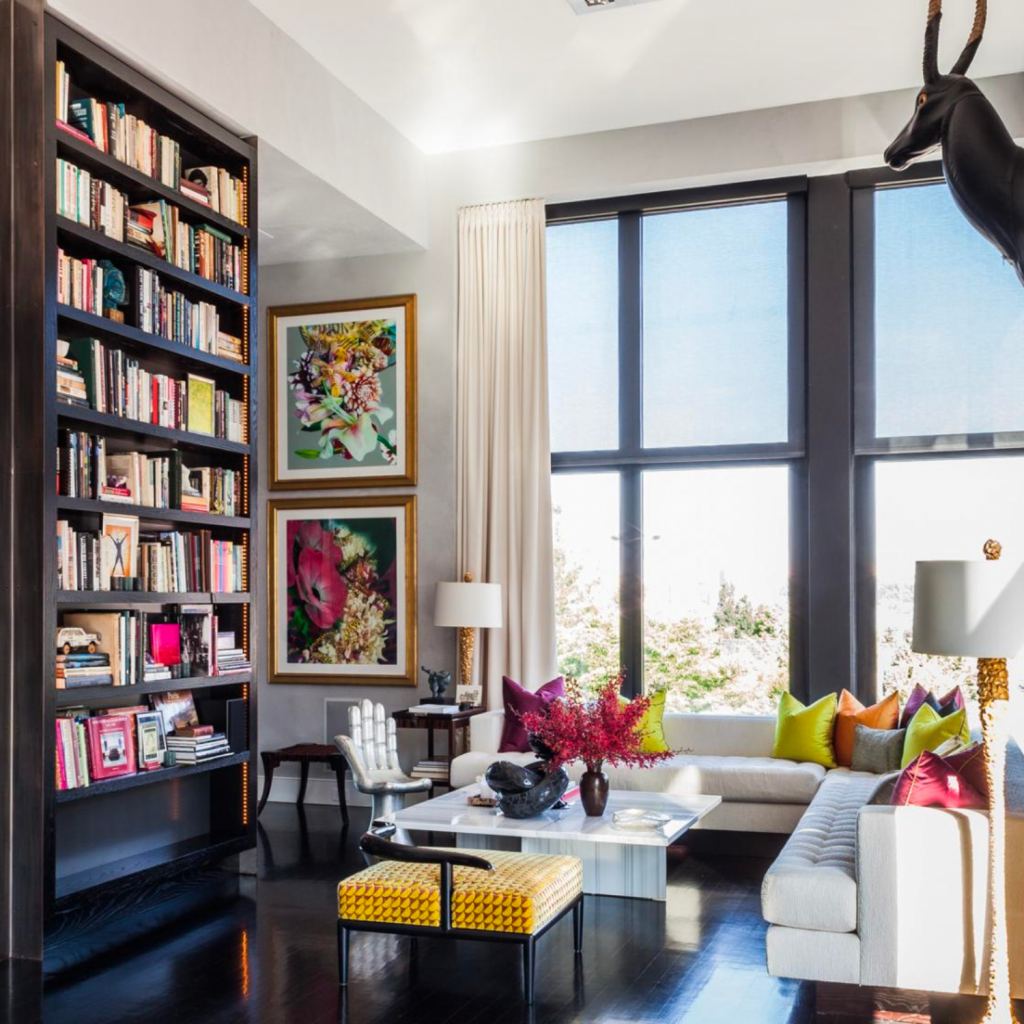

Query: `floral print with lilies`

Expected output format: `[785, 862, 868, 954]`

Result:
[288, 319, 398, 466]
[286, 517, 398, 666]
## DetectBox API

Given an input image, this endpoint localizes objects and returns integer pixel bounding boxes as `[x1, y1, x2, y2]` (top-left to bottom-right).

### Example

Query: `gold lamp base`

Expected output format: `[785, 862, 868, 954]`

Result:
[978, 540, 1019, 1024]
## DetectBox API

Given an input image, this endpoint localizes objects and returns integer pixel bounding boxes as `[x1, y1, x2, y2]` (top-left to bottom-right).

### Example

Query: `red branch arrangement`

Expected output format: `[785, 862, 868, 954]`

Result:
[520, 676, 674, 774]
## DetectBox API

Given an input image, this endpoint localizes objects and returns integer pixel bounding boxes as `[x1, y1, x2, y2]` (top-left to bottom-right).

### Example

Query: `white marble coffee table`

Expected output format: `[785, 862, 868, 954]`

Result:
[391, 785, 721, 900]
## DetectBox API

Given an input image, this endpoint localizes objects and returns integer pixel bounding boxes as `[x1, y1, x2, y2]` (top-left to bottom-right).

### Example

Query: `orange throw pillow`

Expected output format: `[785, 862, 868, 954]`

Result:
[834, 689, 899, 767]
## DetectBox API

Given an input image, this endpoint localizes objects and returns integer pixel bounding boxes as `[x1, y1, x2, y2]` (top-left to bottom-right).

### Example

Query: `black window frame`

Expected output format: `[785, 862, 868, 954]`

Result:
[547, 177, 809, 702]
[850, 161, 1024, 700]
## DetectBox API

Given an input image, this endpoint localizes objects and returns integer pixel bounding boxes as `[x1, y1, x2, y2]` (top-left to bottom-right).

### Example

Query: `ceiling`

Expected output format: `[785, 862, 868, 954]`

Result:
[247, 0, 1024, 154]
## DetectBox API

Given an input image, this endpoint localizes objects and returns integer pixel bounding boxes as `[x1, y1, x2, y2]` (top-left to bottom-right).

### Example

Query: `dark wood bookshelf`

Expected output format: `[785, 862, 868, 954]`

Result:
[29, 15, 261, 967]
[55, 128, 249, 240]
[54, 833, 251, 906]
[55, 672, 252, 709]
[56, 216, 250, 307]
[57, 304, 251, 377]
[57, 495, 251, 530]
[57, 591, 251, 606]
[57, 404, 250, 455]
[55, 751, 250, 805]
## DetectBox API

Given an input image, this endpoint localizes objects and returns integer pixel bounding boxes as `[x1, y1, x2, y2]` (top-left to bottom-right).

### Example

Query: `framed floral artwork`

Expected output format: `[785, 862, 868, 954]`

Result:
[268, 295, 417, 489]
[268, 496, 417, 685]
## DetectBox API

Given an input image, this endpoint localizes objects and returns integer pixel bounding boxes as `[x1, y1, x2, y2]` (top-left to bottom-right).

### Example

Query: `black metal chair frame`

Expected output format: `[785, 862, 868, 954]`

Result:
[337, 825, 584, 1004]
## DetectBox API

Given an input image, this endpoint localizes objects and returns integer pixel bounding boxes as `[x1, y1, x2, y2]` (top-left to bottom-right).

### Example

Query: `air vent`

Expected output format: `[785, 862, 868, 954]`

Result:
[565, 0, 661, 13]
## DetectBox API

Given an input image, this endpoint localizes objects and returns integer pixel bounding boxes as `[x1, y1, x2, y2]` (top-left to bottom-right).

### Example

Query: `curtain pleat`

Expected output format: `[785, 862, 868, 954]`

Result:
[456, 199, 556, 708]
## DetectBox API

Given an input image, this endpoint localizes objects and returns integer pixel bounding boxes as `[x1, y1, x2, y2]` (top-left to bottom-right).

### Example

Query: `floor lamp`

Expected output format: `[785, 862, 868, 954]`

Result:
[912, 541, 1024, 1024]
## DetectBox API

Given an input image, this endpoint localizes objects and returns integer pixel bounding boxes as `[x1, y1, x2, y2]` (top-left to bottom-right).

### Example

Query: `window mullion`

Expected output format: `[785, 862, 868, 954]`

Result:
[618, 211, 643, 695]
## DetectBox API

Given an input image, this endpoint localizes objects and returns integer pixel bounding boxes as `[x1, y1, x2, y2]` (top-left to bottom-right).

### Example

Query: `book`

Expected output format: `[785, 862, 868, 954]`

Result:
[85, 714, 136, 781]
[149, 623, 181, 667]
[408, 704, 462, 715]
[152, 690, 198, 735]
[63, 612, 126, 686]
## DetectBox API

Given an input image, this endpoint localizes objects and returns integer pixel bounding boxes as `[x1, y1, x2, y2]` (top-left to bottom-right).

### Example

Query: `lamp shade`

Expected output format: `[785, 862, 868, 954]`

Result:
[912, 560, 1024, 658]
[434, 581, 503, 629]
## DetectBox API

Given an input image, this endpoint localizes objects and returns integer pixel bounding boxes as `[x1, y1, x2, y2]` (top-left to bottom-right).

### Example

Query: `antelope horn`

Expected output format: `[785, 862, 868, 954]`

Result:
[924, 0, 942, 84]
[951, 0, 986, 76]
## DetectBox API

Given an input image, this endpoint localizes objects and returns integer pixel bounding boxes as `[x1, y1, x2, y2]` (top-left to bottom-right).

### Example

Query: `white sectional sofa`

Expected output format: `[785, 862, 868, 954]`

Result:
[450, 708, 1024, 998]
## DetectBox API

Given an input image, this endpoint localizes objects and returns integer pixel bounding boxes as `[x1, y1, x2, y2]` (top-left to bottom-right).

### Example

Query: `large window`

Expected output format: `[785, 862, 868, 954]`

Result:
[547, 185, 802, 709]
[858, 178, 1024, 709]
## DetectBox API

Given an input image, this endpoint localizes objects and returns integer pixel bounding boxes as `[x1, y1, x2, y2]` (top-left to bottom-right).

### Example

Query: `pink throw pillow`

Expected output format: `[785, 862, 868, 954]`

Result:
[498, 675, 564, 753]
[889, 749, 986, 809]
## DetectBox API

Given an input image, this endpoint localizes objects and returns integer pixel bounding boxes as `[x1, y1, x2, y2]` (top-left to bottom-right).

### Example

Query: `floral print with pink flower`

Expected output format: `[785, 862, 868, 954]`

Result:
[286, 516, 398, 667]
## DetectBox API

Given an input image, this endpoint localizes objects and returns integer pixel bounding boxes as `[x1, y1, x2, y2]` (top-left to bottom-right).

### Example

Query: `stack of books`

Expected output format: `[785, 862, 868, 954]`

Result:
[56, 651, 113, 689]
[56, 353, 88, 407]
[165, 730, 230, 764]
[55, 716, 91, 790]
[55, 158, 126, 240]
[135, 268, 221, 353]
[216, 331, 244, 364]
[410, 760, 451, 782]
[56, 249, 104, 315]
[215, 631, 250, 675]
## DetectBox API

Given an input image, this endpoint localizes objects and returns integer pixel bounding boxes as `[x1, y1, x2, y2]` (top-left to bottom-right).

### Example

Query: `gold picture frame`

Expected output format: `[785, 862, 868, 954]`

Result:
[268, 295, 418, 490]
[268, 495, 417, 685]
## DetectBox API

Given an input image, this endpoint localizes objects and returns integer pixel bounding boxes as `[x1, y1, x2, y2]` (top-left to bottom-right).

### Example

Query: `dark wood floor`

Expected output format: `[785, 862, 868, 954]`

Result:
[0, 803, 986, 1023]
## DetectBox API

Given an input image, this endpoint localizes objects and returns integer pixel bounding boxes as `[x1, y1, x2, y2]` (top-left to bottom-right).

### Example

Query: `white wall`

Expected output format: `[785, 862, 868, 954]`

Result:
[259, 73, 1024, 802]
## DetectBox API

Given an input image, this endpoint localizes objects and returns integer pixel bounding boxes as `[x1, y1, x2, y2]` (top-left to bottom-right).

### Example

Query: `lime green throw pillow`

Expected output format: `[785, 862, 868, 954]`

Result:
[772, 692, 838, 768]
[902, 703, 971, 768]
[619, 689, 670, 753]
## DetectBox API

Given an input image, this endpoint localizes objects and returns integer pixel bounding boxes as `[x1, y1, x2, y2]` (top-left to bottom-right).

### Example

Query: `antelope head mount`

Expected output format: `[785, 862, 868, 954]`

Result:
[885, 0, 1024, 287]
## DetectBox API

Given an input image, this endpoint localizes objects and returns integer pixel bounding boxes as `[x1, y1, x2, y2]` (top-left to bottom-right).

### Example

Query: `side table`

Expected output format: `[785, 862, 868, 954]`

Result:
[258, 743, 349, 824]
[391, 707, 485, 790]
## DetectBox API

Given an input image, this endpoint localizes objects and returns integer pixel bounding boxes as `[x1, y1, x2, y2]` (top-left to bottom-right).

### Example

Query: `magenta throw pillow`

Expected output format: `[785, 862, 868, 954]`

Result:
[943, 742, 989, 797]
[899, 684, 966, 729]
[499, 675, 564, 753]
[889, 749, 986, 809]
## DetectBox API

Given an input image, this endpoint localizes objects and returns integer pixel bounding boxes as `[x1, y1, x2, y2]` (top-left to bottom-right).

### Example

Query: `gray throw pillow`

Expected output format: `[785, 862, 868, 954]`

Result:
[851, 723, 906, 775]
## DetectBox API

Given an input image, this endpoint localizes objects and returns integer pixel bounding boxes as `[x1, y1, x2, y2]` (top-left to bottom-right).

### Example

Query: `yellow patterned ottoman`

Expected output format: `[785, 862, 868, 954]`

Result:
[337, 844, 584, 1003]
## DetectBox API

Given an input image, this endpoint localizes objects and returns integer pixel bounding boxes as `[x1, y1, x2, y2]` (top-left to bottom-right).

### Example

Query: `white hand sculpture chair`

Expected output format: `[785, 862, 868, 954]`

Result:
[335, 700, 431, 827]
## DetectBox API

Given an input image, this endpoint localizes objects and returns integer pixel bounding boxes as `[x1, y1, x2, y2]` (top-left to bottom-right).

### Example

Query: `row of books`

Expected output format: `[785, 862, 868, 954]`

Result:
[56, 158, 126, 241]
[128, 200, 243, 291]
[57, 61, 181, 189]
[58, 610, 246, 688]
[56, 519, 245, 594]
[135, 267, 242, 362]
[56, 689, 242, 790]
[180, 167, 245, 225]
[56, 431, 243, 518]
[56, 249, 105, 316]
[55, 62, 246, 224]
[61, 336, 246, 442]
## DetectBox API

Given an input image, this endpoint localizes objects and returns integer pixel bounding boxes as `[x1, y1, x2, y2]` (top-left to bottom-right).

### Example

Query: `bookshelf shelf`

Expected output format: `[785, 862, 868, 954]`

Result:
[57, 404, 250, 455]
[54, 833, 252, 906]
[57, 305, 251, 377]
[57, 495, 251, 530]
[55, 128, 249, 240]
[56, 216, 250, 307]
[57, 590, 251, 606]
[55, 750, 250, 805]
[22, 15, 262, 966]
[55, 672, 252, 709]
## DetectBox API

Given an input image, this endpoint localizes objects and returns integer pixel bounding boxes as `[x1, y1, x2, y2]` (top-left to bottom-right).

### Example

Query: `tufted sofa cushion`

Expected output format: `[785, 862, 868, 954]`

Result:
[761, 769, 885, 933]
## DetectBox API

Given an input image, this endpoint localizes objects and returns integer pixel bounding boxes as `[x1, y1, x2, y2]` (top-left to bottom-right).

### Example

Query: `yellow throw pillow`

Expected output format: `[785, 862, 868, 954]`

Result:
[772, 692, 838, 768]
[902, 703, 971, 768]
[619, 689, 670, 753]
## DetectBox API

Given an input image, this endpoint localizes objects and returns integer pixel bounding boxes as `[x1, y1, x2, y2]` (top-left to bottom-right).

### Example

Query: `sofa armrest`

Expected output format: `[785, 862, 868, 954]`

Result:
[858, 804, 1024, 996]
[469, 710, 505, 753]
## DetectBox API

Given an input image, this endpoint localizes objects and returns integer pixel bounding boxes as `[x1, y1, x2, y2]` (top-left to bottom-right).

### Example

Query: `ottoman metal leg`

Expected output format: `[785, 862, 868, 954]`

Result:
[338, 922, 350, 986]
[573, 898, 584, 953]
[523, 938, 536, 1004]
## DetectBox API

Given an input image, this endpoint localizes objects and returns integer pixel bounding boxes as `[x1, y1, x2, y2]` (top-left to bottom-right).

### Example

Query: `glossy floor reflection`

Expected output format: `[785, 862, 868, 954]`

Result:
[37, 803, 823, 1024]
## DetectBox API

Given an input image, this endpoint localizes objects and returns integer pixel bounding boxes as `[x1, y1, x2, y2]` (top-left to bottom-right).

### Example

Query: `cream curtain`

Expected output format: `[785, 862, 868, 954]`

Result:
[456, 199, 556, 709]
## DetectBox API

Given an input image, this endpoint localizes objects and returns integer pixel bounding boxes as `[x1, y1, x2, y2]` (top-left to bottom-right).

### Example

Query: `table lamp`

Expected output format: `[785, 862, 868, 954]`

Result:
[434, 573, 502, 706]
[912, 540, 1024, 1024]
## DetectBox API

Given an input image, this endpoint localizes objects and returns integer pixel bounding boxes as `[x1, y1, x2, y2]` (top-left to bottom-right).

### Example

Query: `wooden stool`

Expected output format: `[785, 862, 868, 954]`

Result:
[258, 744, 349, 825]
